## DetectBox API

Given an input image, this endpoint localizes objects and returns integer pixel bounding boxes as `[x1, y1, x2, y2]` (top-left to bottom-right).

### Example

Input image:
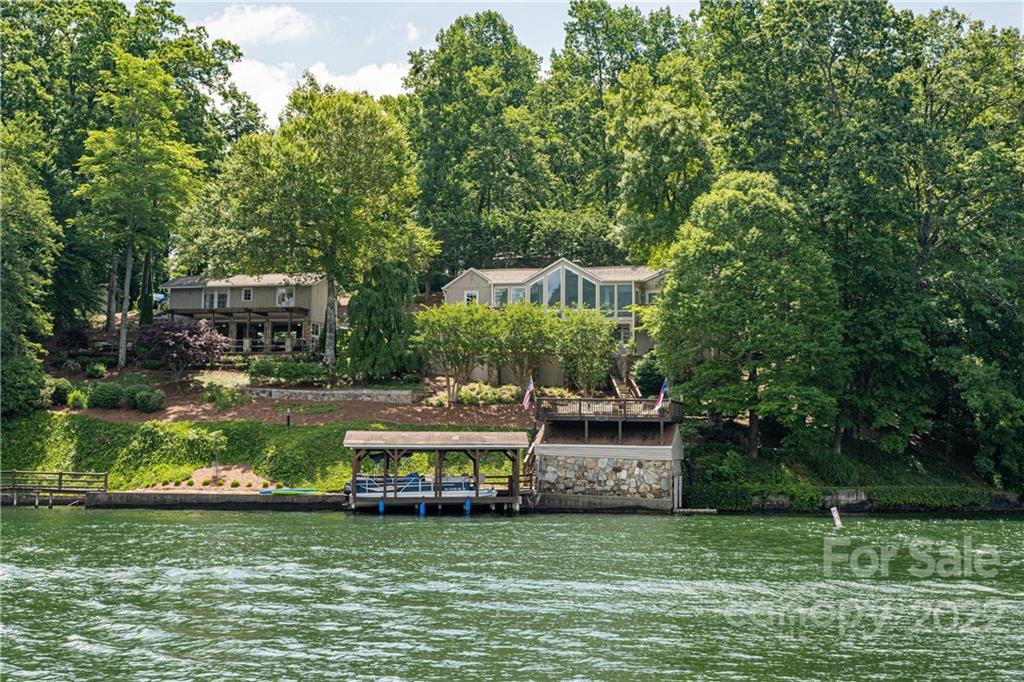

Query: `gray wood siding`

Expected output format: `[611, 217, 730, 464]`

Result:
[444, 271, 491, 305]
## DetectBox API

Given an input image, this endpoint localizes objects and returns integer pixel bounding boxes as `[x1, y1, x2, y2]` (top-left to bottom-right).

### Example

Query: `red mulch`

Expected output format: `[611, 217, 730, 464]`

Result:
[56, 390, 534, 429]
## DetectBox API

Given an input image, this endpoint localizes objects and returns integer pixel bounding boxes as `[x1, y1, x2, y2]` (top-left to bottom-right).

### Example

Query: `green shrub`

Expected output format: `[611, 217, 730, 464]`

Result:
[632, 351, 663, 398]
[246, 482, 253, 488]
[187, 480, 194, 486]
[120, 383, 150, 410]
[423, 393, 448, 407]
[202, 479, 210, 486]
[47, 377, 73, 405]
[262, 481, 269, 488]
[456, 383, 521, 406]
[67, 389, 89, 409]
[536, 386, 579, 399]
[1, 352, 48, 416]
[174, 480, 181, 486]
[61, 359, 82, 373]
[248, 359, 327, 386]
[230, 480, 240, 488]
[134, 389, 165, 413]
[85, 362, 106, 379]
[88, 383, 123, 409]
[202, 385, 251, 410]
[859, 486, 991, 510]
[139, 359, 166, 370]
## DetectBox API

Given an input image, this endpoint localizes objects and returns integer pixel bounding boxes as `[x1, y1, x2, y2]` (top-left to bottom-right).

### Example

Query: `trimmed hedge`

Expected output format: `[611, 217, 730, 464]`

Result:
[88, 383, 123, 409]
[248, 359, 327, 386]
[457, 383, 521, 406]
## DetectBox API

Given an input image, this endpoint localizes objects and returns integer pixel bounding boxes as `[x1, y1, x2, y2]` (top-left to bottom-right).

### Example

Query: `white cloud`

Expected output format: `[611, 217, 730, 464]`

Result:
[229, 59, 410, 125]
[405, 22, 420, 42]
[230, 59, 296, 125]
[204, 4, 314, 45]
[308, 62, 409, 98]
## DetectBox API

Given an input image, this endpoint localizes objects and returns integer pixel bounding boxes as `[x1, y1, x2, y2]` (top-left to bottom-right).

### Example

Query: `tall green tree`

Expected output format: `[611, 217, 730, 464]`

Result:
[414, 303, 499, 405]
[0, 120, 62, 415]
[346, 262, 419, 381]
[75, 49, 201, 367]
[184, 82, 422, 369]
[533, 0, 685, 213]
[647, 172, 846, 456]
[1, 0, 259, 326]
[612, 52, 720, 262]
[406, 11, 546, 278]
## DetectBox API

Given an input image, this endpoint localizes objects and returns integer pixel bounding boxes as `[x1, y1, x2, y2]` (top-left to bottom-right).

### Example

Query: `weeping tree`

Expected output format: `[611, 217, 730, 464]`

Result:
[347, 261, 418, 381]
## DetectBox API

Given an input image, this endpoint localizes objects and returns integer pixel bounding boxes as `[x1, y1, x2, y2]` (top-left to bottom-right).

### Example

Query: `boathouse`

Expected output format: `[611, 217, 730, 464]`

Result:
[342, 431, 532, 511]
[532, 396, 686, 512]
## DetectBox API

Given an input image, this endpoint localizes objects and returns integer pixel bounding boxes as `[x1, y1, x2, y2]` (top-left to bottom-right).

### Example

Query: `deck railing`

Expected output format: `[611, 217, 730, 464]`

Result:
[535, 397, 683, 422]
[0, 470, 108, 495]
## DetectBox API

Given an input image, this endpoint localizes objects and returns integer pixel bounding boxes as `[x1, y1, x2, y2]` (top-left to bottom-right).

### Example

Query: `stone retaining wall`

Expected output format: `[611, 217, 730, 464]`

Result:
[243, 387, 423, 404]
[538, 455, 672, 499]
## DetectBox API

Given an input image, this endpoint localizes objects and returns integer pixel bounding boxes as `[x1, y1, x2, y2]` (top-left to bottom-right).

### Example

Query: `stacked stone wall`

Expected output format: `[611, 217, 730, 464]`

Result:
[538, 456, 671, 499]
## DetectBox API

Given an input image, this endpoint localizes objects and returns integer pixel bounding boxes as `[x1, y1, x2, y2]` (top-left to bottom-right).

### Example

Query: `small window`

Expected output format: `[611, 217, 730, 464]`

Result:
[464, 291, 479, 304]
[646, 292, 660, 304]
[614, 325, 632, 343]
[242, 288, 253, 302]
[276, 286, 295, 307]
[311, 322, 321, 337]
[493, 287, 509, 306]
[510, 286, 527, 303]
[529, 280, 543, 305]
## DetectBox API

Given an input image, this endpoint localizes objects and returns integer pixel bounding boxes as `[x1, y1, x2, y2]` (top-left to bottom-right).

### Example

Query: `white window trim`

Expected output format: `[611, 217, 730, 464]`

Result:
[242, 287, 253, 302]
[464, 290, 479, 304]
[311, 322, 321, 337]
[276, 286, 295, 307]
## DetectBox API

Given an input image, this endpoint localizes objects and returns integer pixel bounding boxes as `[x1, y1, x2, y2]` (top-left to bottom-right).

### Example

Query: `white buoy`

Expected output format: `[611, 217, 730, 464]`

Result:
[830, 506, 843, 528]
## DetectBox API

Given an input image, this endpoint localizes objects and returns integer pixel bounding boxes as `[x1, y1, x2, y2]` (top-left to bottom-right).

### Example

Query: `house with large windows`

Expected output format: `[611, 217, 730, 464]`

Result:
[441, 258, 664, 356]
[159, 273, 347, 353]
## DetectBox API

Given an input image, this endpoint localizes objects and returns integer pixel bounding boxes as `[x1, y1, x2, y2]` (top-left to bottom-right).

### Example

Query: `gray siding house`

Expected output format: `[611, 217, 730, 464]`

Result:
[159, 273, 347, 352]
[441, 258, 664, 386]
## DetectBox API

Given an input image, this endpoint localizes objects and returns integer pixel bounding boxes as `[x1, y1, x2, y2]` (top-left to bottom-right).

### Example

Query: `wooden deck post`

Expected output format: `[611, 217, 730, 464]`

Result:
[434, 450, 443, 499]
[382, 453, 389, 499]
[471, 450, 480, 498]
[350, 450, 360, 506]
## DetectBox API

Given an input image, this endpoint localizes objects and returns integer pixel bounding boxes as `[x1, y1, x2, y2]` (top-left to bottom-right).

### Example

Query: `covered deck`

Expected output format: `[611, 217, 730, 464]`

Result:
[343, 431, 532, 511]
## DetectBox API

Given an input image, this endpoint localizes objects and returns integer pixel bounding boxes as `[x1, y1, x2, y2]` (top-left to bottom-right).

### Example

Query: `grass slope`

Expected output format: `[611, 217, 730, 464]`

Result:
[2, 412, 522, 491]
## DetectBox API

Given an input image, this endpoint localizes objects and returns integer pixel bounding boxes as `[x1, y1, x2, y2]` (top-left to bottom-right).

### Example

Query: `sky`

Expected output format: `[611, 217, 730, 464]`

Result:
[165, 1, 1024, 125]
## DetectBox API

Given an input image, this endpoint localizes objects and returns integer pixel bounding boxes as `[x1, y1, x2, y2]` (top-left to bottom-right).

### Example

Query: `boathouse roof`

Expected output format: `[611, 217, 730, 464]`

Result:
[343, 431, 530, 450]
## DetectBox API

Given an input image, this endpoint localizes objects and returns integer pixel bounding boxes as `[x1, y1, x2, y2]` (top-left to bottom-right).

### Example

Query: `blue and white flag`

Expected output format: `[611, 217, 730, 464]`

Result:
[522, 377, 534, 411]
[654, 378, 669, 411]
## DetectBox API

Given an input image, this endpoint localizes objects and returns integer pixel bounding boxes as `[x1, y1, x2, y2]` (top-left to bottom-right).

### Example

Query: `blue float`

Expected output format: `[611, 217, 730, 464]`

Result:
[378, 498, 385, 515]
[418, 501, 426, 517]
[464, 497, 472, 514]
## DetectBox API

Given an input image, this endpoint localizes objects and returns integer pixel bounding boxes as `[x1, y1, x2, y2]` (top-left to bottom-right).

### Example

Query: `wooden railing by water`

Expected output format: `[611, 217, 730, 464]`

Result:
[1, 470, 108, 495]
[535, 397, 683, 423]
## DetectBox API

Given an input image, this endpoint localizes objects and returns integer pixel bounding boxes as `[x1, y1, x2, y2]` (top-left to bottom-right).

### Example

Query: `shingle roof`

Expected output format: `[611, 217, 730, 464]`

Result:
[449, 261, 662, 288]
[343, 431, 530, 450]
[160, 273, 323, 289]
[474, 268, 543, 284]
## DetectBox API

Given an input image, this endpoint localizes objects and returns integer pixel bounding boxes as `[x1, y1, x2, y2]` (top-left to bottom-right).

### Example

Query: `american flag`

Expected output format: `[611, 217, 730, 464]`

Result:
[654, 378, 669, 411]
[522, 377, 534, 411]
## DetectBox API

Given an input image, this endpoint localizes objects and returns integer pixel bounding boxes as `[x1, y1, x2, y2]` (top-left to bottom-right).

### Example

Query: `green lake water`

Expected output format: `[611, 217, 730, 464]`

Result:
[2, 509, 1022, 680]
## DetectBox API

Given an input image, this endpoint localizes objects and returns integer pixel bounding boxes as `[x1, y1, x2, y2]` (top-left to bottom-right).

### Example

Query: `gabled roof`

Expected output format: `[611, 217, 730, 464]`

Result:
[160, 273, 323, 289]
[344, 431, 530, 450]
[442, 258, 662, 290]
